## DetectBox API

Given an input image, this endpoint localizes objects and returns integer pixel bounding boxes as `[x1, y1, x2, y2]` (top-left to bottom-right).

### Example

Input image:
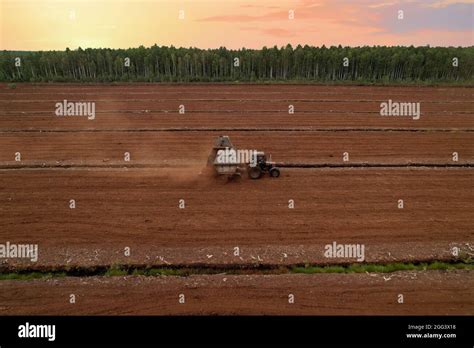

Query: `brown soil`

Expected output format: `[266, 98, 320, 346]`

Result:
[0, 168, 472, 267]
[0, 83, 472, 315]
[0, 271, 472, 315]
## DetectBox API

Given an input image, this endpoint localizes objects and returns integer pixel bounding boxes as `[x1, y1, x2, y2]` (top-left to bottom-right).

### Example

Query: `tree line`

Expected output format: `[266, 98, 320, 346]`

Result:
[1, 45, 472, 83]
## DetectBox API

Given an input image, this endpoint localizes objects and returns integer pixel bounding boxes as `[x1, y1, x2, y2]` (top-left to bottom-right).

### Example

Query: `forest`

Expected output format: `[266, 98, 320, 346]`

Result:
[1, 45, 472, 83]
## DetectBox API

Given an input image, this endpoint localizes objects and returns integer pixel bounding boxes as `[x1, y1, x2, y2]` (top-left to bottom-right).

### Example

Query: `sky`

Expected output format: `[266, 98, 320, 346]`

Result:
[1, 0, 473, 50]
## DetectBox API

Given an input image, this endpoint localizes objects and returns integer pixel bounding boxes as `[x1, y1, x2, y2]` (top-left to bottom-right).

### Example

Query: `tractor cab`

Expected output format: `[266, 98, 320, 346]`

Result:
[255, 152, 267, 167]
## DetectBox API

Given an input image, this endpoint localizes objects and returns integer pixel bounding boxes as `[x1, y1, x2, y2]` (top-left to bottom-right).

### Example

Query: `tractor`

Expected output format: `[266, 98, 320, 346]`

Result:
[248, 151, 280, 179]
[207, 136, 280, 179]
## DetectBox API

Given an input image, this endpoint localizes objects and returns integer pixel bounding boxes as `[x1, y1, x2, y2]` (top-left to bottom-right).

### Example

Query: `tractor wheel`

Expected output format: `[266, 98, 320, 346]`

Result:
[248, 166, 262, 179]
[269, 167, 280, 178]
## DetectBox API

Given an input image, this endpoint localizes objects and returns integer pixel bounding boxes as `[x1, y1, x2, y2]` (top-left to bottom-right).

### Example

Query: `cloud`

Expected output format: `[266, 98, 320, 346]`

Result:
[373, 1, 474, 33]
[258, 27, 297, 37]
[198, 14, 263, 22]
[426, 0, 474, 9]
[368, 1, 398, 9]
[197, 0, 473, 44]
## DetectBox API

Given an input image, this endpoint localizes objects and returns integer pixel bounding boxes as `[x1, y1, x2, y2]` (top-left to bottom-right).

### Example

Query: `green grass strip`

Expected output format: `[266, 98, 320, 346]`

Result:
[0, 261, 472, 280]
[291, 262, 474, 274]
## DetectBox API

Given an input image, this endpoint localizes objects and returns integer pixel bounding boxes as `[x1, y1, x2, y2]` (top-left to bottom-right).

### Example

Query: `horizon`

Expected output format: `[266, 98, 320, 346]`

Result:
[2, 43, 472, 53]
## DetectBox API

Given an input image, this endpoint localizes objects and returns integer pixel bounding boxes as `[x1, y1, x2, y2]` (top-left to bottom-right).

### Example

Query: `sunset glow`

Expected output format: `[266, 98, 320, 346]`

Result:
[1, 0, 473, 50]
